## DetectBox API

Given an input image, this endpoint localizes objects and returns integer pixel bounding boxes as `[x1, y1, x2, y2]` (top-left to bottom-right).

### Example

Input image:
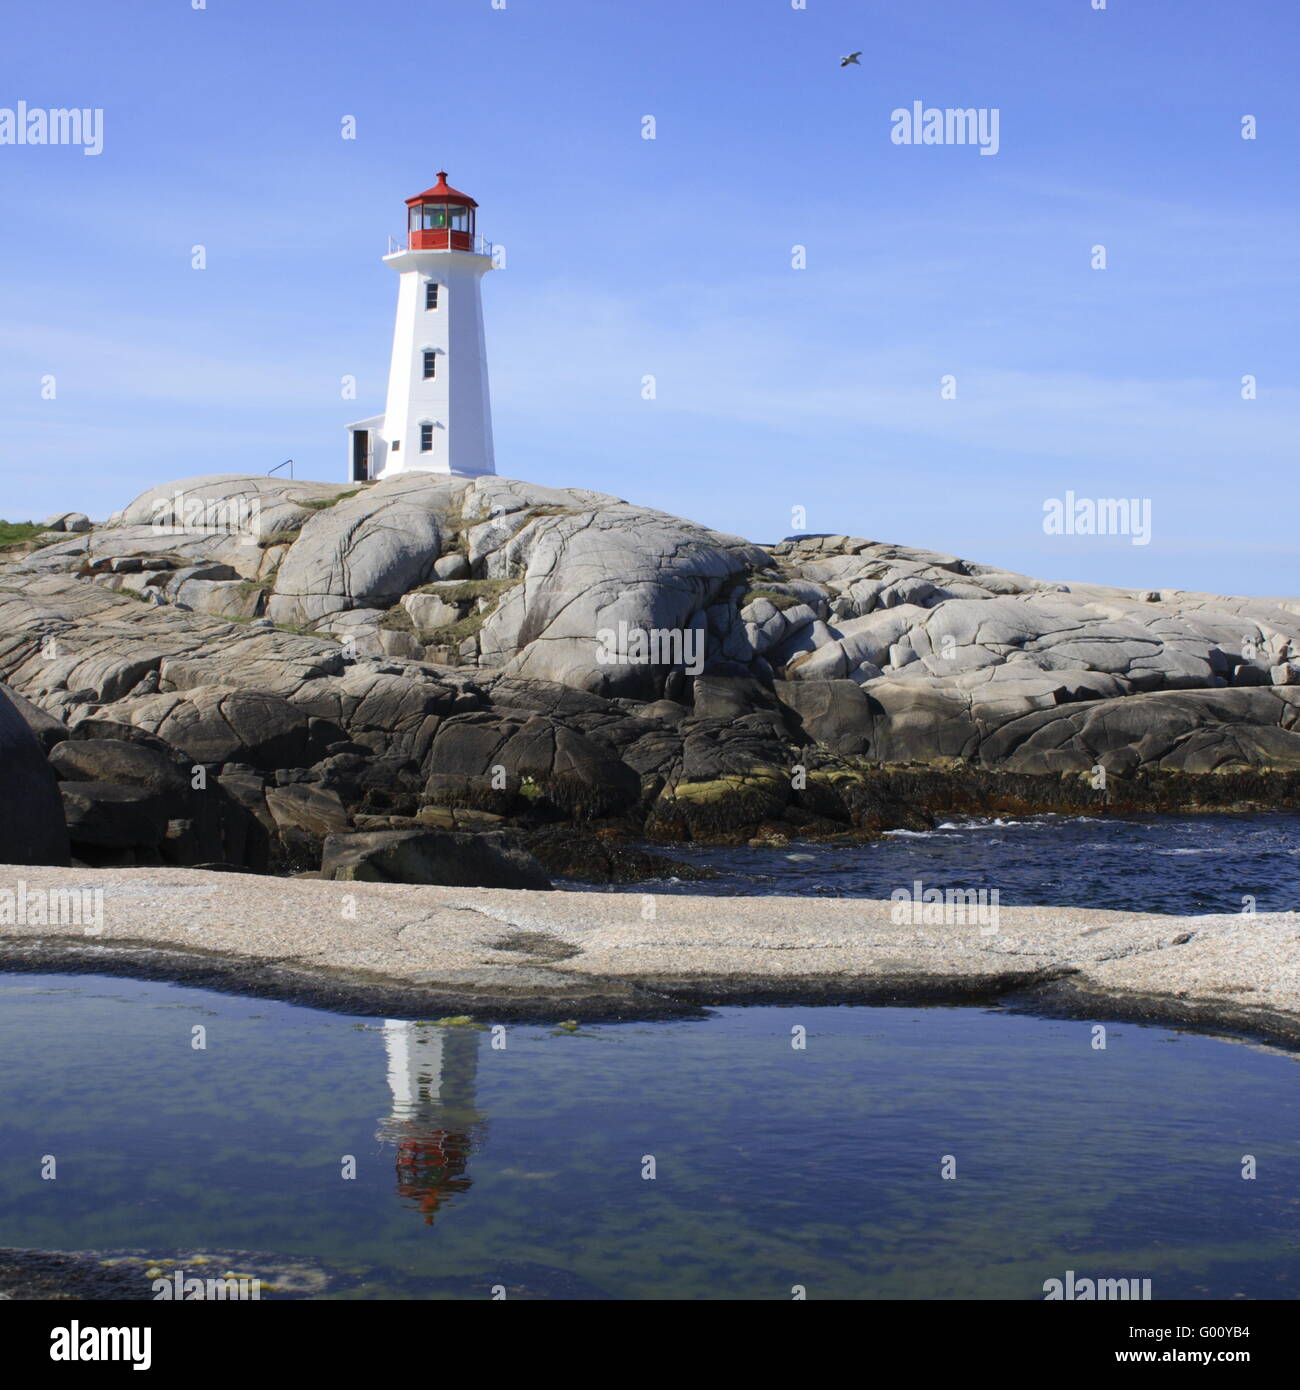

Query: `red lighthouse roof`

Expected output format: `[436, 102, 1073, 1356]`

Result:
[405, 172, 478, 208]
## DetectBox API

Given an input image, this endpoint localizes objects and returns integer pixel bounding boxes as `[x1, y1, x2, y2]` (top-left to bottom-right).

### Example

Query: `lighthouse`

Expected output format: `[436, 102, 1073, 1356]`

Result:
[346, 173, 497, 481]
[376, 1020, 486, 1225]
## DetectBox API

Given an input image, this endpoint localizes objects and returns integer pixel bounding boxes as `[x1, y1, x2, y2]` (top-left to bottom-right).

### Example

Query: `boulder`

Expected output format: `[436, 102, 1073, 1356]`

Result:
[636, 699, 689, 725]
[691, 674, 779, 720]
[433, 552, 470, 581]
[0, 686, 70, 865]
[171, 577, 265, 620]
[43, 512, 91, 533]
[265, 784, 352, 869]
[0, 681, 69, 751]
[401, 591, 464, 632]
[522, 826, 707, 884]
[319, 828, 552, 889]
[50, 737, 190, 800]
[59, 782, 170, 850]
[776, 679, 873, 756]
[217, 771, 274, 871]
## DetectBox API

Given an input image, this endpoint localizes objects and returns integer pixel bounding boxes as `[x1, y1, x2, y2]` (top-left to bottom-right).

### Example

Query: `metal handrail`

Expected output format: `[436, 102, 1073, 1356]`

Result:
[386, 233, 494, 257]
[268, 459, 294, 478]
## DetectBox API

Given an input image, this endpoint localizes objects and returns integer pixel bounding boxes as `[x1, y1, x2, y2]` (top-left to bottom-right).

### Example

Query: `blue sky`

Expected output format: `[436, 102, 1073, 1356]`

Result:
[2, 0, 1296, 593]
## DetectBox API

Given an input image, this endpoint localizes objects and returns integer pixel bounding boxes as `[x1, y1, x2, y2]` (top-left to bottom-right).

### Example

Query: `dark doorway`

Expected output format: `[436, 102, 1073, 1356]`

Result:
[351, 430, 369, 482]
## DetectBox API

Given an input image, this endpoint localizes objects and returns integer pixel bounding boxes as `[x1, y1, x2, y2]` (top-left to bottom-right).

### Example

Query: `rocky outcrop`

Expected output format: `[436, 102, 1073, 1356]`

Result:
[465, 479, 769, 697]
[2, 472, 1298, 868]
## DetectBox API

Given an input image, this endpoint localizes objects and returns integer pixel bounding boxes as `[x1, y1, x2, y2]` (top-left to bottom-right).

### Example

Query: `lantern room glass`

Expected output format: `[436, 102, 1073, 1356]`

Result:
[410, 204, 474, 235]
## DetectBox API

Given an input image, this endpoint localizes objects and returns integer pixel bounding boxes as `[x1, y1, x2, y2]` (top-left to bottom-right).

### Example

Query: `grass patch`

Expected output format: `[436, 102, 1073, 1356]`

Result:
[0, 520, 64, 553]
[257, 530, 300, 549]
[422, 611, 488, 646]
[740, 587, 804, 612]
[379, 577, 520, 650]
[412, 577, 519, 603]
[233, 617, 318, 636]
[521, 504, 586, 519]
[222, 612, 320, 637]
[300, 488, 363, 512]
[412, 576, 521, 648]
[0, 520, 43, 547]
[379, 606, 414, 633]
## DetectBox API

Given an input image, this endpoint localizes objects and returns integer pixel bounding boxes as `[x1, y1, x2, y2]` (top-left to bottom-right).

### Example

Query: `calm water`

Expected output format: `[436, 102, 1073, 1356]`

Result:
[608, 812, 1300, 914]
[2, 972, 1298, 1300]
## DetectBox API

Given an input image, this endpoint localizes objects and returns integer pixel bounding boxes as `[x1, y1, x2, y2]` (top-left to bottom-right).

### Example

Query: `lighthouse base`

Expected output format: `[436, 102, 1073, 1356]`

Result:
[375, 459, 496, 482]
[346, 418, 497, 484]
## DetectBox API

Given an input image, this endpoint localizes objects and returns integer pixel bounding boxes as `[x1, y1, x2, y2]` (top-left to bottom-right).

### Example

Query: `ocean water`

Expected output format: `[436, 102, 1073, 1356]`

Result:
[1, 973, 1298, 1300]
[600, 812, 1300, 915]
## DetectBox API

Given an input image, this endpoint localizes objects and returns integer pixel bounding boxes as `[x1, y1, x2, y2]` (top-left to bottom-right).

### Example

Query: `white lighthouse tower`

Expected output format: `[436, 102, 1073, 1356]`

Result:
[346, 172, 497, 481]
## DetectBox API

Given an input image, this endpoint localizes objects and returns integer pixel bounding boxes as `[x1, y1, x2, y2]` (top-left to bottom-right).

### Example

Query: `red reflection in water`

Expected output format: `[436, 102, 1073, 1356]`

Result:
[394, 1130, 475, 1224]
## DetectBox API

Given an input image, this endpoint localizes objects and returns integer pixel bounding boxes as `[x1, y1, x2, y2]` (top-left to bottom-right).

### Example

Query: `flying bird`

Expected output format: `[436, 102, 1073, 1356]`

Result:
[840, 52, 862, 67]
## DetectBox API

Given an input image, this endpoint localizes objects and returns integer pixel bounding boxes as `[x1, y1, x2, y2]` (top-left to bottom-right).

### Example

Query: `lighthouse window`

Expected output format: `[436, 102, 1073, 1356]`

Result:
[425, 282, 439, 310]
[423, 351, 437, 379]
[416, 204, 471, 233]
[420, 424, 434, 452]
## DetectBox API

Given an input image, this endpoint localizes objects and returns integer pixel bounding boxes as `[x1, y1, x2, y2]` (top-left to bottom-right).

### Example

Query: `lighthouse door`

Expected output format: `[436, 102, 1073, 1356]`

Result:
[351, 430, 370, 482]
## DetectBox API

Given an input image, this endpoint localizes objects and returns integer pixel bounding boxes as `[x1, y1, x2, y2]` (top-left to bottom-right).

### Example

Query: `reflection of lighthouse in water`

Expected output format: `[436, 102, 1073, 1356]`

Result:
[377, 1021, 487, 1225]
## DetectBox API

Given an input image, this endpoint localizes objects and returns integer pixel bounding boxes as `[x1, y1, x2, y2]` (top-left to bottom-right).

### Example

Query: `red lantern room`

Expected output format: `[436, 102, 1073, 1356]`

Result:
[405, 172, 479, 251]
